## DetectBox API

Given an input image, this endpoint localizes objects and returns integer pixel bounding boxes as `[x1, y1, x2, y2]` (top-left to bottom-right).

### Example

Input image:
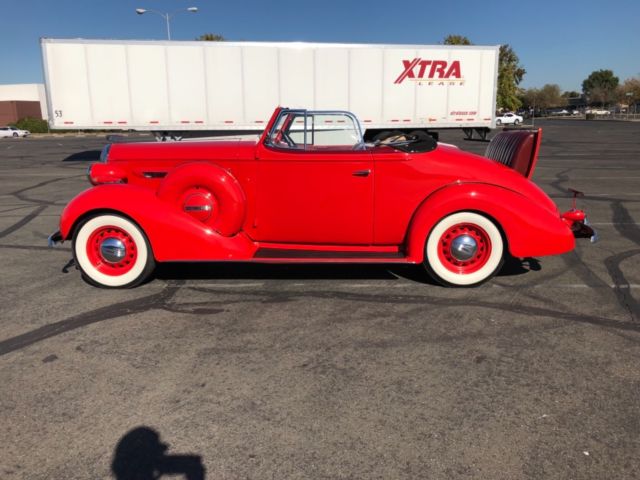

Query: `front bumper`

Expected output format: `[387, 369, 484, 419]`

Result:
[48, 230, 63, 247]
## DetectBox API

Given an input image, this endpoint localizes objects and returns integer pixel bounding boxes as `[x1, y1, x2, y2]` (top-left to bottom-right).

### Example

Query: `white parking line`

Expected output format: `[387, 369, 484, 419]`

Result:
[539, 154, 594, 157]
[184, 281, 640, 289]
[525, 284, 640, 289]
[0, 214, 60, 217]
[0, 173, 78, 177]
[587, 193, 640, 196]
[186, 282, 266, 288]
[590, 222, 638, 226]
[538, 176, 640, 180]
[536, 166, 635, 170]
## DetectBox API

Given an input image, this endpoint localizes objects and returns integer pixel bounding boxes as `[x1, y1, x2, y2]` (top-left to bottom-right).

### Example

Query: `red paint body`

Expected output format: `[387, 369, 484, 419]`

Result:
[58, 108, 577, 265]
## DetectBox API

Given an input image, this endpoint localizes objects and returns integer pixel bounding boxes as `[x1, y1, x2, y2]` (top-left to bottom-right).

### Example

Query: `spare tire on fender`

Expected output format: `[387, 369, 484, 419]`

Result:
[156, 163, 246, 237]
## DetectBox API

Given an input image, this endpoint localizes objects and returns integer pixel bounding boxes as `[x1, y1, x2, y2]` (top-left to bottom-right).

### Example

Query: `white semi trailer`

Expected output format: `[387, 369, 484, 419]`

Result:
[41, 38, 499, 140]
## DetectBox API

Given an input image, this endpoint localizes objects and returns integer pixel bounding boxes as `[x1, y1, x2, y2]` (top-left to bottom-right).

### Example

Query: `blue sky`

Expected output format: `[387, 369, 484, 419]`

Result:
[1, 0, 639, 91]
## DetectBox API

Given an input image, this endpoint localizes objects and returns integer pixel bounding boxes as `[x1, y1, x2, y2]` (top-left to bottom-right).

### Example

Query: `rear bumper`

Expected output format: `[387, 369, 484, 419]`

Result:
[561, 208, 598, 244]
[572, 218, 599, 244]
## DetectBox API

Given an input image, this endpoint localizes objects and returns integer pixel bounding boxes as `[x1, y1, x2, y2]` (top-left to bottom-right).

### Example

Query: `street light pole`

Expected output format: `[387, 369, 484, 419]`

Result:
[135, 7, 198, 40]
[165, 13, 171, 40]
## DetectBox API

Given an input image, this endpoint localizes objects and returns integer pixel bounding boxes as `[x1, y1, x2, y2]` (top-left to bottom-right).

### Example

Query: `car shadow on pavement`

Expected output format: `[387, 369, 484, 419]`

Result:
[499, 256, 542, 277]
[62, 150, 101, 162]
[112, 426, 206, 480]
[155, 262, 408, 281]
[154, 258, 540, 285]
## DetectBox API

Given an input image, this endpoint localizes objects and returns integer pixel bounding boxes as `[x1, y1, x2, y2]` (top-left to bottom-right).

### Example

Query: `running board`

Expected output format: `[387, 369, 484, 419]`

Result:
[254, 248, 405, 260]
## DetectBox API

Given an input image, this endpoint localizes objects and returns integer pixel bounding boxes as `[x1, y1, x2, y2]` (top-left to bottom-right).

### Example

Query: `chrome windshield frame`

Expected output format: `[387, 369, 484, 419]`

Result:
[265, 108, 364, 150]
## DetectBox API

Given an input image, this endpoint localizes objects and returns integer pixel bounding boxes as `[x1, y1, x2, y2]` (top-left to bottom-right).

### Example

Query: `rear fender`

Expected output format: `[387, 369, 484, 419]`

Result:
[60, 184, 256, 262]
[405, 183, 574, 262]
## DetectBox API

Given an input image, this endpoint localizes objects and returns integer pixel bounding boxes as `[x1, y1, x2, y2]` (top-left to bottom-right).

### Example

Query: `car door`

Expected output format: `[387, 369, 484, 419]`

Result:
[253, 112, 373, 245]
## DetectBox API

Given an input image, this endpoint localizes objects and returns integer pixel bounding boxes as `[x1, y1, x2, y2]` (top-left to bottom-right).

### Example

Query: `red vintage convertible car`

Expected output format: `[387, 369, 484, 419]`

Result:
[49, 107, 595, 288]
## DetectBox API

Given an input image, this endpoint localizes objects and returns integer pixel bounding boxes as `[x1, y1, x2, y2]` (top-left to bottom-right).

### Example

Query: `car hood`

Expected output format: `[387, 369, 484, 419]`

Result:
[107, 139, 258, 163]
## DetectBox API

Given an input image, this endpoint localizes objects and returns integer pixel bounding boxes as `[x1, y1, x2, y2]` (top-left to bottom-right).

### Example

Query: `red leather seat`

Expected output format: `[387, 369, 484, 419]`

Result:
[485, 128, 542, 179]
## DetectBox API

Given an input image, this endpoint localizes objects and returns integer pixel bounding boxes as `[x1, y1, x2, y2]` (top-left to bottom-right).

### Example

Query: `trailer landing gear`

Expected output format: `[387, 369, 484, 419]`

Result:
[463, 127, 490, 141]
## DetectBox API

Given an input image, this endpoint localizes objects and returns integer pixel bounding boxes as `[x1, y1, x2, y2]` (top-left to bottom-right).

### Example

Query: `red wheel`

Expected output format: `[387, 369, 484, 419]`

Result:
[85, 225, 138, 276]
[73, 214, 155, 288]
[425, 212, 504, 287]
[437, 223, 492, 275]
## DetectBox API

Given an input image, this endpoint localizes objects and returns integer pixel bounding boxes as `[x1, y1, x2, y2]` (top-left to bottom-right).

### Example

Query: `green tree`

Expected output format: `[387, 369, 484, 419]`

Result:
[539, 84, 563, 108]
[520, 85, 562, 109]
[615, 77, 640, 105]
[562, 90, 581, 99]
[196, 33, 225, 41]
[520, 88, 539, 109]
[582, 69, 619, 106]
[443, 35, 472, 45]
[15, 117, 49, 133]
[442, 36, 526, 111]
[497, 45, 526, 111]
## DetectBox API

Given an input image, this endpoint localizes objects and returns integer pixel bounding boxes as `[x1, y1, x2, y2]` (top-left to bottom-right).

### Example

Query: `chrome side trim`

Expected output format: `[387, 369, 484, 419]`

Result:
[184, 205, 212, 211]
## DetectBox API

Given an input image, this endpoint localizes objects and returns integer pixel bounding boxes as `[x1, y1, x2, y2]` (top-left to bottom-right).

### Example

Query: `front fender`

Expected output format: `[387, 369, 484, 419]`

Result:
[60, 184, 256, 262]
[405, 183, 575, 263]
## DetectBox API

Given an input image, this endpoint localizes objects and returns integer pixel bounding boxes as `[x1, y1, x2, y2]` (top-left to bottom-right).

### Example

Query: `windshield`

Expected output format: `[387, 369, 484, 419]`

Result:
[267, 110, 363, 151]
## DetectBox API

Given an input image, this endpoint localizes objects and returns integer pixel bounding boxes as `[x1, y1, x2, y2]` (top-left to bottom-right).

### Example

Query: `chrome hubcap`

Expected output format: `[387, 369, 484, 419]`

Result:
[100, 238, 126, 263]
[450, 234, 478, 261]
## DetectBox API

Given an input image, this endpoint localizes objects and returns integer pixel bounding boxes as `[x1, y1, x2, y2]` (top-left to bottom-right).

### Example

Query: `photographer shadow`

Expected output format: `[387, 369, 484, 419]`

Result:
[112, 426, 205, 480]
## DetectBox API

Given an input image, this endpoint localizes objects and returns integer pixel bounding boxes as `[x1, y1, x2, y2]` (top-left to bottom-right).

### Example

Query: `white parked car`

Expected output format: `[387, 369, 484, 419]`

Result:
[495, 113, 523, 126]
[0, 126, 30, 138]
[586, 109, 611, 115]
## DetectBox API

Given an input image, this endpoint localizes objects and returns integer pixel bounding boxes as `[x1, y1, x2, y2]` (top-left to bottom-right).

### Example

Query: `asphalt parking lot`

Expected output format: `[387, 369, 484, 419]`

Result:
[1, 119, 639, 479]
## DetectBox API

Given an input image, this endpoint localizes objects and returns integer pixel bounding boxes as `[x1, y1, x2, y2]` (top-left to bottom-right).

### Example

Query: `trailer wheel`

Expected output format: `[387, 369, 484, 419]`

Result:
[474, 128, 489, 141]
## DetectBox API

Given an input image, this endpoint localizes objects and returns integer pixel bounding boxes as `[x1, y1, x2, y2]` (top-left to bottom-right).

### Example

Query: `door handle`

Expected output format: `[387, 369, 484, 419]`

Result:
[352, 169, 371, 177]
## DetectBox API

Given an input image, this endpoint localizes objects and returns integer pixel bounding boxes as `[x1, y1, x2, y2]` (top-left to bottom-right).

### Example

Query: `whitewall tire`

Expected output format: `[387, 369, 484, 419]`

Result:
[73, 214, 155, 288]
[424, 212, 504, 287]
